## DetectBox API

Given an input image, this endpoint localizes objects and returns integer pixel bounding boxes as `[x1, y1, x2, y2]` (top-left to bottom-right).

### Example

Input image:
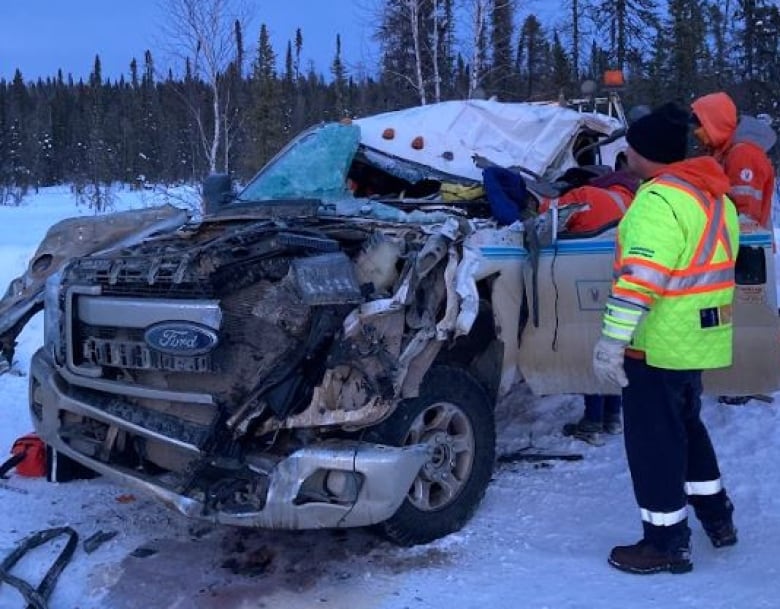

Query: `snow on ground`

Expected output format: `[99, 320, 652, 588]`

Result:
[1, 186, 780, 608]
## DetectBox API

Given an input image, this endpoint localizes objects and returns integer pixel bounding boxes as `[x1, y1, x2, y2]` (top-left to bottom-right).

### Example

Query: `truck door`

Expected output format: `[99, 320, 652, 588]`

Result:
[704, 230, 780, 395]
[514, 225, 780, 397]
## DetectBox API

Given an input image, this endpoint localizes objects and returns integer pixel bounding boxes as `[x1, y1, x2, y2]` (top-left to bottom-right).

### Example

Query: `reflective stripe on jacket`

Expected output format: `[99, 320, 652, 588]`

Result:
[605, 173, 739, 369]
[539, 184, 633, 234]
[723, 140, 775, 229]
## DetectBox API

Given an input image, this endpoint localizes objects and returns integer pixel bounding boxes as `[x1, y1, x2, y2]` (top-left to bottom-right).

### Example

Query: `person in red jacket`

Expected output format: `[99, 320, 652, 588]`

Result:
[691, 92, 775, 228]
[536, 170, 639, 235]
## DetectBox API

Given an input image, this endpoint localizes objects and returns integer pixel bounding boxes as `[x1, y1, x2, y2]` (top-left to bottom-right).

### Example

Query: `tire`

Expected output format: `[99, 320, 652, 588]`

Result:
[365, 365, 496, 546]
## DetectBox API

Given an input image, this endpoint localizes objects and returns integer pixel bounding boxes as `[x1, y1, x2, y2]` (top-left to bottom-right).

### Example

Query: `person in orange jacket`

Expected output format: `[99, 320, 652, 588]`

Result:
[536, 169, 639, 235]
[691, 92, 775, 229]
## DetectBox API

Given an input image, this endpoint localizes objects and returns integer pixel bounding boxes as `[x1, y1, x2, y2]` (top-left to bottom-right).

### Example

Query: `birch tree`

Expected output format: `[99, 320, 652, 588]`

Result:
[376, 0, 434, 106]
[160, 0, 251, 174]
[466, 0, 490, 97]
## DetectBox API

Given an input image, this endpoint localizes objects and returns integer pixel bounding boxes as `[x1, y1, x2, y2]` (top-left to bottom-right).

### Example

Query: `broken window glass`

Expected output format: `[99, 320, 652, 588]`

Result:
[238, 123, 360, 203]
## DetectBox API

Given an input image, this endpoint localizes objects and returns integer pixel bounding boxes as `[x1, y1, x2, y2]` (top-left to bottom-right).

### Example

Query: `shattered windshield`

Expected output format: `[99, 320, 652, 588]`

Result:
[237, 123, 360, 203]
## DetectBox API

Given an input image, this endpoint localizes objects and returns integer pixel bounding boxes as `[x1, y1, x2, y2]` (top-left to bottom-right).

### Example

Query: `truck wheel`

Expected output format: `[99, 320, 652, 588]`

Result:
[365, 365, 496, 546]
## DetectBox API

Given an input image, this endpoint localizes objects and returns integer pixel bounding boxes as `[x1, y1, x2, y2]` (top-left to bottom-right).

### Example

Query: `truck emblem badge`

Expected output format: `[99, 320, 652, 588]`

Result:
[144, 322, 219, 356]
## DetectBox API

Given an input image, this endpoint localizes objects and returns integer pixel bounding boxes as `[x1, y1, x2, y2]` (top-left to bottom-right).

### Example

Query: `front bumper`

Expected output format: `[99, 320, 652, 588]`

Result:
[30, 348, 431, 529]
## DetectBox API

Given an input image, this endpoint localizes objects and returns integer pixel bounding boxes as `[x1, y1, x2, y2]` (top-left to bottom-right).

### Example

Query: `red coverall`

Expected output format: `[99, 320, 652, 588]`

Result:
[537, 183, 635, 234]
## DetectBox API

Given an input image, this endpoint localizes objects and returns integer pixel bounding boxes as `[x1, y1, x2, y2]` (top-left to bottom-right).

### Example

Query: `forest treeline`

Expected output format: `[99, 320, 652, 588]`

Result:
[1, 0, 778, 207]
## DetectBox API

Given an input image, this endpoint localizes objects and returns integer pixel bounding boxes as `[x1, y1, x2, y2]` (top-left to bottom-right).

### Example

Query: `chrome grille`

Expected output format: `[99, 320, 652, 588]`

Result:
[82, 335, 212, 372]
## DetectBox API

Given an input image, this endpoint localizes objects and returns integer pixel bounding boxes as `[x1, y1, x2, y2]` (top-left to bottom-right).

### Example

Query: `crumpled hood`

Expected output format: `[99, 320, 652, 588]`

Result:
[691, 93, 737, 153]
[654, 156, 732, 199]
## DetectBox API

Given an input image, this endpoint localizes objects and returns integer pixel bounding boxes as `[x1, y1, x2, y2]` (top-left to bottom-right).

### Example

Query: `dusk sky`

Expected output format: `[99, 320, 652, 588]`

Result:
[0, 0, 377, 82]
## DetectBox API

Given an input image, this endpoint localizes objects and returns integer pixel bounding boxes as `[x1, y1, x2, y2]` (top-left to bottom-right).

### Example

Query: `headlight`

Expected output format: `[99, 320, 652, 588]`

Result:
[43, 271, 63, 357]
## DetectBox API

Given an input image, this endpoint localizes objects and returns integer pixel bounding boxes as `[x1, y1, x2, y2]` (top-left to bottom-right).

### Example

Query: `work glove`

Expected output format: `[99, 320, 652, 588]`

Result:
[592, 336, 629, 388]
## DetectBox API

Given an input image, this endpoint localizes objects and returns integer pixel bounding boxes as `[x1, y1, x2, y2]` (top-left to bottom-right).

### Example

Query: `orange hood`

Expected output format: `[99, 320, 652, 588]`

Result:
[691, 93, 737, 153]
[651, 156, 732, 199]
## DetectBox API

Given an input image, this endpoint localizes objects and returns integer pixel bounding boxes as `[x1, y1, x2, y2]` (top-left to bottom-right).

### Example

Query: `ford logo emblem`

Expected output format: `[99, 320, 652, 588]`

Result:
[144, 322, 219, 356]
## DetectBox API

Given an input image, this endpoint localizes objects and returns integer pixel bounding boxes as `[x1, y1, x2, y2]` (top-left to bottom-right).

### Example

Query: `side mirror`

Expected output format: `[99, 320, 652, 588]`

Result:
[202, 173, 235, 214]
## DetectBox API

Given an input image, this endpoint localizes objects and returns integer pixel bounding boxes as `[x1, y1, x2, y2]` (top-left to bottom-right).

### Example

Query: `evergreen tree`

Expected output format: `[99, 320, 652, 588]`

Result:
[330, 34, 349, 118]
[550, 31, 574, 98]
[703, 3, 732, 90]
[436, 0, 456, 99]
[589, 0, 659, 70]
[78, 55, 114, 211]
[247, 23, 283, 171]
[516, 15, 549, 99]
[665, 0, 708, 101]
[6, 70, 33, 199]
[489, 0, 516, 99]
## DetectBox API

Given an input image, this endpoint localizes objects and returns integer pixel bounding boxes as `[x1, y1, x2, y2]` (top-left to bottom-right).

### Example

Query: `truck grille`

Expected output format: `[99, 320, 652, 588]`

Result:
[81, 330, 212, 372]
[67, 256, 213, 299]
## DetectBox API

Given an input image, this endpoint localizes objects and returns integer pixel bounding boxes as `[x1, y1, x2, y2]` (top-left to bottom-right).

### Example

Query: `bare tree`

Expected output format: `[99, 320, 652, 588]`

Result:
[159, 0, 252, 174]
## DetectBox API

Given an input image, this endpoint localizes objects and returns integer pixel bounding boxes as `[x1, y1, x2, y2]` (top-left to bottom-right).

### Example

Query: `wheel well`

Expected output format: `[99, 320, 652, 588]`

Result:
[434, 287, 503, 402]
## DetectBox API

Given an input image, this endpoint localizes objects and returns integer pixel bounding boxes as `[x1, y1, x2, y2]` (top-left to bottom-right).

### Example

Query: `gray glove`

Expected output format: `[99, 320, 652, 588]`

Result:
[593, 336, 628, 388]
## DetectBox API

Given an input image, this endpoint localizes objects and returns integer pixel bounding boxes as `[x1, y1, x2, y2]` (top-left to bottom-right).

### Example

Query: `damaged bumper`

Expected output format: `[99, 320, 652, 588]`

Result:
[29, 349, 431, 530]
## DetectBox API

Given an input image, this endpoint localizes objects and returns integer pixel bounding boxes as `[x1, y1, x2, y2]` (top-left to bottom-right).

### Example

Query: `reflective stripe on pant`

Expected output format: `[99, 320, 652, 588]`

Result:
[622, 358, 725, 548]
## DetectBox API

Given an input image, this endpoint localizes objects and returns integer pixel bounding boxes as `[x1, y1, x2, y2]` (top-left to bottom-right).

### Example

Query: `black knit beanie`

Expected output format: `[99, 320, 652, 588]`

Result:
[626, 102, 690, 163]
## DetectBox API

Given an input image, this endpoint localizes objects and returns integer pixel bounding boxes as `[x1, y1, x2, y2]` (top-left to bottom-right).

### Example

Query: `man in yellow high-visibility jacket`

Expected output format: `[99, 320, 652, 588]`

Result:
[592, 102, 740, 574]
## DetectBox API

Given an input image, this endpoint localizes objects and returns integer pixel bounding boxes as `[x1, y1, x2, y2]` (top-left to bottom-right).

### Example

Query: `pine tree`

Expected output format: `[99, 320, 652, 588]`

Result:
[78, 55, 114, 211]
[550, 31, 574, 98]
[665, 0, 708, 101]
[517, 15, 549, 99]
[330, 34, 349, 118]
[247, 23, 283, 171]
[589, 0, 659, 70]
[489, 0, 516, 99]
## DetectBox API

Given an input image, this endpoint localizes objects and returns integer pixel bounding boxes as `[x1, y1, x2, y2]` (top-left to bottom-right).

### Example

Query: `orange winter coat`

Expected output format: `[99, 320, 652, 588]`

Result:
[538, 183, 635, 234]
[692, 93, 775, 228]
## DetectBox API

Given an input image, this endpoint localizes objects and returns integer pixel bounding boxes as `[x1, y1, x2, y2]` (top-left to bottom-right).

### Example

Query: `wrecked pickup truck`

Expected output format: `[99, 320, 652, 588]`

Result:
[25, 97, 780, 545]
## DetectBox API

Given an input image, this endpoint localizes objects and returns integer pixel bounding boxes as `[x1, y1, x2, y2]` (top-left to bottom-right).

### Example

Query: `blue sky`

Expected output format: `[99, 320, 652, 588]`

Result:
[0, 0, 376, 82]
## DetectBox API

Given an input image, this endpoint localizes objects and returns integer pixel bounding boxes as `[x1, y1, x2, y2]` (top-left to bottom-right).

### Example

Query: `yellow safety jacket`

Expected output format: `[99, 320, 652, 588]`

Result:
[602, 166, 739, 370]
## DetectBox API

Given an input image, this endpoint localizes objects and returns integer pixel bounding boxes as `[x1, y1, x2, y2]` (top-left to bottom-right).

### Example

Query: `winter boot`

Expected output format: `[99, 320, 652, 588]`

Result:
[562, 418, 604, 446]
[690, 491, 737, 548]
[604, 413, 623, 435]
[608, 539, 693, 574]
[703, 519, 738, 548]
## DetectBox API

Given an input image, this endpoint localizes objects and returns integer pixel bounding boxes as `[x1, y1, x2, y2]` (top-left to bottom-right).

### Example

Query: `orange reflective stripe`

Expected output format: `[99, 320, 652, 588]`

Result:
[652, 175, 736, 295]
[621, 256, 673, 274]
[613, 285, 654, 306]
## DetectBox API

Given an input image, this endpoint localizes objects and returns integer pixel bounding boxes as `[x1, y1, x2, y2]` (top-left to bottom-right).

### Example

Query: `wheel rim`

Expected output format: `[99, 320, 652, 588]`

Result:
[403, 400, 475, 511]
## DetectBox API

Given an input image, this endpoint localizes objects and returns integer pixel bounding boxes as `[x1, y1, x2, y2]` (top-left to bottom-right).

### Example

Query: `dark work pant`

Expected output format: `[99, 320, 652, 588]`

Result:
[583, 394, 621, 423]
[622, 357, 731, 549]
